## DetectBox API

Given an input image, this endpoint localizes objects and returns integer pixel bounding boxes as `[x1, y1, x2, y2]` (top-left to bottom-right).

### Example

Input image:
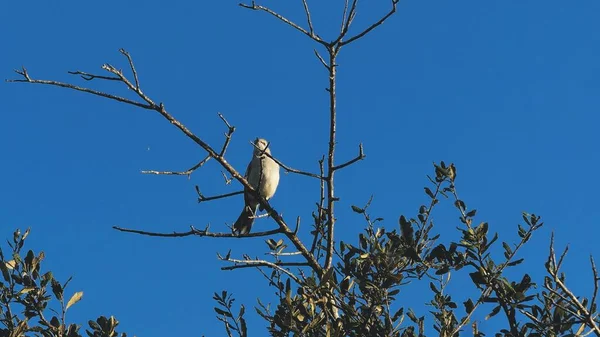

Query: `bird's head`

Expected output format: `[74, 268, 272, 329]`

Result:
[253, 138, 271, 155]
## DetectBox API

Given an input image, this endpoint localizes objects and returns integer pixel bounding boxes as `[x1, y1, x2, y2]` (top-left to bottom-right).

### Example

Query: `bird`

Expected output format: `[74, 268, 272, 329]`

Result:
[233, 138, 280, 234]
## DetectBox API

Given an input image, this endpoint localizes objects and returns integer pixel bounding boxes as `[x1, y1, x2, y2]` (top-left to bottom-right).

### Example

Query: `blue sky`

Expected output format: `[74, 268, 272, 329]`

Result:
[2, 0, 600, 335]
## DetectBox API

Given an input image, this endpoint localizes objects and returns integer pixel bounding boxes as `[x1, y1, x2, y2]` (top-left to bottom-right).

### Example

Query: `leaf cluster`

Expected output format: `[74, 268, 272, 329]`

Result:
[0, 229, 130, 337]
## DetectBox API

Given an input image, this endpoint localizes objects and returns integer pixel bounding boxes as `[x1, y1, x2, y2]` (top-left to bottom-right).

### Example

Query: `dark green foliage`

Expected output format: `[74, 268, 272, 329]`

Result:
[0, 230, 130, 337]
[214, 163, 600, 337]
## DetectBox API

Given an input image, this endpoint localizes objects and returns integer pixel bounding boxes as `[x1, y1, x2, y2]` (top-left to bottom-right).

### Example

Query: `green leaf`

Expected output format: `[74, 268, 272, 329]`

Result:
[214, 307, 232, 317]
[392, 307, 404, 321]
[485, 305, 501, 320]
[469, 271, 486, 285]
[424, 187, 434, 199]
[266, 239, 278, 250]
[507, 258, 524, 267]
[435, 266, 450, 275]
[359, 234, 367, 249]
[351, 205, 364, 214]
[502, 242, 512, 256]
[285, 278, 292, 305]
[66, 291, 83, 311]
[464, 299, 474, 313]
[25, 250, 35, 270]
[407, 309, 418, 323]
[476, 222, 488, 236]
[399, 216, 414, 243]
[0, 261, 10, 282]
[51, 278, 63, 301]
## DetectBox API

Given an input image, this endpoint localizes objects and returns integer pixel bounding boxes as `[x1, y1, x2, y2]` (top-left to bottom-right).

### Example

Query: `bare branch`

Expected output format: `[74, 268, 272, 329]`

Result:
[67, 70, 120, 81]
[340, 0, 350, 33]
[113, 225, 282, 238]
[220, 255, 306, 283]
[119, 48, 140, 89]
[10, 50, 323, 276]
[591, 256, 599, 321]
[547, 240, 600, 336]
[334, 0, 358, 45]
[239, 1, 326, 45]
[196, 187, 244, 203]
[301, 0, 315, 37]
[314, 49, 330, 70]
[101, 61, 156, 107]
[324, 48, 338, 271]
[340, 0, 399, 46]
[310, 156, 326, 256]
[142, 155, 212, 176]
[332, 143, 365, 171]
[142, 113, 234, 177]
[249, 140, 323, 179]
[7, 67, 153, 110]
[267, 251, 303, 257]
[218, 112, 236, 157]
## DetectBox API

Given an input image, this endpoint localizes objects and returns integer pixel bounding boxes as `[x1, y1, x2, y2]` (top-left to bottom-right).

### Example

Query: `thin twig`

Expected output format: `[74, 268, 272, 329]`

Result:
[119, 48, 140, 89]
[218, 112, 236, 157]
[591, 256, 599, 321]
[142, 155, 211, 176]
[332, 143, 365, 171]
[314, 49, 330, 70]
[141, 113, 234, 176]
[113, 225, 282, 238]
[239, 2, 326, 45]
[340, 0, 399, 46]
[267, 251, 303, 257]
[196, 188, 244, 203]
[67, 70, 120, 81]
[220, 256, 306, 283]
[340, 0, 350, 33]
[310, 156, 326, 256]
[301, 0, 315, 37]
[549, 249, 600, 335]
[250, 140, 323, 179]
[334, 0, 358, 45]
[7, 67, 152, 110]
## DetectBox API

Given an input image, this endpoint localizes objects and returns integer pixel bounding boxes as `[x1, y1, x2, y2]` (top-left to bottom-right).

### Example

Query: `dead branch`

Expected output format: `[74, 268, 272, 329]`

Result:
[113, 225, 282, 238]
[332, 143, 365, 171]
[142, 155, 211, 176]
[220, 254, 306, 283]
[67, 70, 120, 81]
[249, 140, 323, 179]
[7, 67, 152, 110]
[547, 237, 600, 336]
[313, 49, 329, 70]
[142, 112, 235, 177]
[323, 46, 338, 271]
[196, 188, 244, 203]
[239, 1, 326, 45]
[301, 0, 315, 37]
[336, 0, 358, 44]
[340, 0, 400, 46]
[310, 156, 326, 256]
[9, 49, 322, 274]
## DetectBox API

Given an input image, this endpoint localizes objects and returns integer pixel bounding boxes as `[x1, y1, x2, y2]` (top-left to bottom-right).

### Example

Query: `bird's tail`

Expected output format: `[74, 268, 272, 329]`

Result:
[233, 205, 256, 235]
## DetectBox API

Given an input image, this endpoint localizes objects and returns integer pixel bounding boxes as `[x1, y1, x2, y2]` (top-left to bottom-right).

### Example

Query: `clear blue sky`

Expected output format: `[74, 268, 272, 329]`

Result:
[2, 0, 600, 335]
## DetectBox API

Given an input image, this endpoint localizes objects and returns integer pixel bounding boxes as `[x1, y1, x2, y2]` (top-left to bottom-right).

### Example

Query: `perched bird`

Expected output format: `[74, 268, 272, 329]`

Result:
[233, 138, 280, 234]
